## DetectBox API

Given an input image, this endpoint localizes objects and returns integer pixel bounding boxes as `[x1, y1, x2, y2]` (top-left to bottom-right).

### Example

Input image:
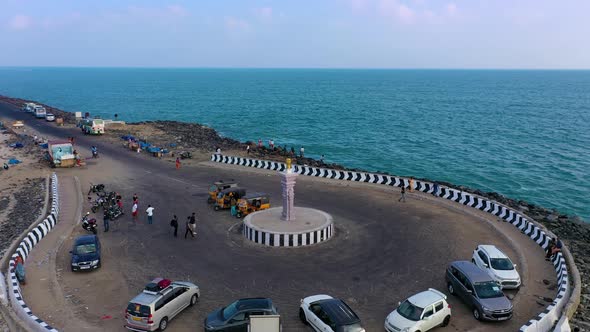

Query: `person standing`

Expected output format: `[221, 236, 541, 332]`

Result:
[131, 201, 138, 221]
[269, 139, 274, 149]
[246, 145, 250, 154]
[432, 182, 439, 197]
[230, 196, 237, 216]
[170, 215, 179, 237]
[146, 205, 154, 224]
[300, 146, 304, 158]
[398, 186, 407, 203]
[320, 154, 325, 163]
[176, 157, 181, 169]
[103, 211, 110, 232]
[409, 178, 414, 192]
[133, 193, 138, 203]
[258, 138, 263, 148]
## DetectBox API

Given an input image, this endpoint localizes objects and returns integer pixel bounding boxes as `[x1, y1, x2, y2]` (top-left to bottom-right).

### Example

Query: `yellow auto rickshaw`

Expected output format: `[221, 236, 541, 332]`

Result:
[235, 193, 271, 218]
[208, 180, 239, 203]
[214, 187, 247, 211]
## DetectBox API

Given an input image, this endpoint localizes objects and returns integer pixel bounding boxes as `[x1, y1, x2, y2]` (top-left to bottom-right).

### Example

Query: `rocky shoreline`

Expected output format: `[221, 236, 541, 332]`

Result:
[1, 95, 589, 329]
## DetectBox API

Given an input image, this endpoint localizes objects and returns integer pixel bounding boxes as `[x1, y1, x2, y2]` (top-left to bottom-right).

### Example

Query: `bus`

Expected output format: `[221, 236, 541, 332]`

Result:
[80, 118, 105, 135]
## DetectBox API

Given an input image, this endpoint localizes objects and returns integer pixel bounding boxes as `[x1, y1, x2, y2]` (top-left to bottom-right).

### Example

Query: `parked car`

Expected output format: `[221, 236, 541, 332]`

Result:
[445, 261, 513, 321]
[205, 297, 279, 332]
[299, 295, 365, 332]
[45, 113, 56, 122]
[125, 278, 200, 331]
[472, 245, 521, 289]
[69, 235, 101, 272]
[385, 288, 451, 332]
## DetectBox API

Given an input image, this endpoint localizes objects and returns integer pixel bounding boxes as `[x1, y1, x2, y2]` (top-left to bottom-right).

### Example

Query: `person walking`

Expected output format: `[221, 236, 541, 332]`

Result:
[175, 157, 181, 169]
[300, 146, 305, 158]
[131, 201, 138, 221]
[133, 193, 138, 203]
[409, 178, 414, 192]
[146, 205, 154, 224]
[398, 186, 407, 203]
[170, 215, 179, 237]
[185, 213, 196, 238]
[103, 211, 110, 232]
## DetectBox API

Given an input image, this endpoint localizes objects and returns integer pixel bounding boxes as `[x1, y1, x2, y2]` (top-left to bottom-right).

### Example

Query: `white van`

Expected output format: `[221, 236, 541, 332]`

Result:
[23, 103, 37, 113]
[34, 105, 47, 118]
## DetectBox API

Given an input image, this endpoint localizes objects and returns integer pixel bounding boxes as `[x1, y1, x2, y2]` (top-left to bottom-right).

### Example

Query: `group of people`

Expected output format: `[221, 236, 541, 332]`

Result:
[169, 212, 198, 238]
[398, 179, 442, 202]
[249, 139, 309, 159]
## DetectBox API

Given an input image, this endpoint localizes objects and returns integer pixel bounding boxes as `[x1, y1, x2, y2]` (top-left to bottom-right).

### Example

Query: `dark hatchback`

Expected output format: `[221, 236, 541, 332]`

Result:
[204, 297, 278, 332]
[70, 235, 101, 272]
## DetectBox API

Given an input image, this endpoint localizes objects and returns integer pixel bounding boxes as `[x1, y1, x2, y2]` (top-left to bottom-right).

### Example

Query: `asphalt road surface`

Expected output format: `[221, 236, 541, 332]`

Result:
[1, 102, 556, 332]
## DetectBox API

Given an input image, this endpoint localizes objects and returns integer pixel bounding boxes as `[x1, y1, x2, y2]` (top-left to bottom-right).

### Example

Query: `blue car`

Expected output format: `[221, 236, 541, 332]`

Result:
[70, 235, 101, 272]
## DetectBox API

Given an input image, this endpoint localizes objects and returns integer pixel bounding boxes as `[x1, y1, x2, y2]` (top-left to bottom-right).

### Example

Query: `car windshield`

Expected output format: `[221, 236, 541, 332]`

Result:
[474, 281, 504, 299]
[396, 300, 423, 321]
[222, 301, 239, 320]
[490, 258, 514, 270]
[127, 302, 151, 318]
[75, 243, 96, 255]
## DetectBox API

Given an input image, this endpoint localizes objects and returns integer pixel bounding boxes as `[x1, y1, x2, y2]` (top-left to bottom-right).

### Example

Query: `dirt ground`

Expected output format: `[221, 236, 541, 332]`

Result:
[1, 105, 560, 332]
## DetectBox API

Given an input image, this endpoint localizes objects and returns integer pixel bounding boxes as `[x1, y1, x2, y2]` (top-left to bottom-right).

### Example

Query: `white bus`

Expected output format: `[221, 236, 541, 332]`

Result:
[22, 103, 37, 113]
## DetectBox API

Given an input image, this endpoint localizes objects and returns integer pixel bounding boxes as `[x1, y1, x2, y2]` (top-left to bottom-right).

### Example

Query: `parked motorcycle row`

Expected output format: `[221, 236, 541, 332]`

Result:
[84, 183, 124, 234]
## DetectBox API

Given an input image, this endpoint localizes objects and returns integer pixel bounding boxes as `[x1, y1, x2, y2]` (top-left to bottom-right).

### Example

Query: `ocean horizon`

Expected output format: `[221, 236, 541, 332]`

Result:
[1, 67, 588, 221]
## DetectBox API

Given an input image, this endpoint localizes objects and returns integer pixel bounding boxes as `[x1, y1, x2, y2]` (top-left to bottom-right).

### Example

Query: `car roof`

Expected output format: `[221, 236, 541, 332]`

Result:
[316, 299, 360, 325]
[451, 260, 493, 283]
[478, 245, 508, 259]
[235, 298, 273, 311]
[74, 235, 97, 245]
[407, 289, 446, 308]
[130, 283, 188, 306]
[220, 187, 246, 194]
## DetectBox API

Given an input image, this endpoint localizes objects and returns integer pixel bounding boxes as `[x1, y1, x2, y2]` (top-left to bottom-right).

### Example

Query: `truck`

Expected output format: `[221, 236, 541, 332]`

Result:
[47, 140, 76, 167]
[80, 118, 105, 135]
[33, 105, 47, 118]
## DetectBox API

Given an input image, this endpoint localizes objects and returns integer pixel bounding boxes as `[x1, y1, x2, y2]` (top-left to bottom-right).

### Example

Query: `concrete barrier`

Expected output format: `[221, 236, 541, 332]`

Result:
[211, 154, 576, 332]
[6, 173, 59, 332]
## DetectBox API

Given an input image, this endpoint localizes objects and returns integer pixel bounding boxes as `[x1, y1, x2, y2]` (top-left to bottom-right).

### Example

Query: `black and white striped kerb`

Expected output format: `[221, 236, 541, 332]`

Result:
[8, 173, 59, 332]
[242, 222, 334, 247]
[212, 155, 571, 330]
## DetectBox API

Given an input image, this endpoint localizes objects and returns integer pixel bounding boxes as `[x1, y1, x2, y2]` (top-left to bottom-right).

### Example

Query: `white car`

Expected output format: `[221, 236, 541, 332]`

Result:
[472, 244, 521, 289]
[385, 288, 451, 332]
[299, 294, 365, 332]
[45, 114, 56, 122]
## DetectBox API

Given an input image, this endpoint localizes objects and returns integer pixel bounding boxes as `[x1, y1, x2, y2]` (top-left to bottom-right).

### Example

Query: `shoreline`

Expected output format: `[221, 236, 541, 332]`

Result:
[1, 94, 590, 328]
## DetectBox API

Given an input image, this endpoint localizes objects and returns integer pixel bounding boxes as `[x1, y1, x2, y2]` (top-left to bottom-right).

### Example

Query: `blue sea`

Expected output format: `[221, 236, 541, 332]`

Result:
[1, 68, 589, 221]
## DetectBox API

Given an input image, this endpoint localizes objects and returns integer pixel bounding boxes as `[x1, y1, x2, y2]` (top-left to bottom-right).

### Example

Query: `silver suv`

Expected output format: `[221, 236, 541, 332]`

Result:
[445, 261, 513, 321]
[125, 278, 200, 331]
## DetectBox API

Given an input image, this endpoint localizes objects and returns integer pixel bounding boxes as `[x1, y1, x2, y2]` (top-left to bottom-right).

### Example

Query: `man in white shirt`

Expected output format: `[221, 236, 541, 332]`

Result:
[146, 205, 154, 224]
[132, 202, 138, 221]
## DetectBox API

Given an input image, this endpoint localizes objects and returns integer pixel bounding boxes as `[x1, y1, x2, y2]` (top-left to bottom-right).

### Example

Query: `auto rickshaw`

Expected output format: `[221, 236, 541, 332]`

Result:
[208, 180, 239, 203]
[235, 193, 271, 218]
[214, 187, 246, 211]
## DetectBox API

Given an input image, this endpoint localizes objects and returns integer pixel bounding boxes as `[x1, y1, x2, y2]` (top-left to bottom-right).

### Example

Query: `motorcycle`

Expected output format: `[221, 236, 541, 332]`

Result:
[92, 150, 99, 158]
[88, 183, 105, 196]
[81, 213, 98, 234]
[106, 205, 124, 220]
[91, 197, 105, 213]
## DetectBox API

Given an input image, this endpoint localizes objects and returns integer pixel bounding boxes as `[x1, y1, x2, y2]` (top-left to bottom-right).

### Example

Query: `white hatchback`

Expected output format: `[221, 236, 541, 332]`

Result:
[46, 114, 56, 122]
[472, 244, 521, 289]
[385, 288, 451, 332]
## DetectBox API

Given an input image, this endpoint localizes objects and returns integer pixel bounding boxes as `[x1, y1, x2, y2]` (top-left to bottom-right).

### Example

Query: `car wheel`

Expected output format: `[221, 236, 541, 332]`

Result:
[447, 283, 455, 295]
[299, 308, 308, 325]
[159, 317, 168, 331]
[190, 294, 198, 306]
[473, 308, 482, 321]
[441, 315, 450, 327]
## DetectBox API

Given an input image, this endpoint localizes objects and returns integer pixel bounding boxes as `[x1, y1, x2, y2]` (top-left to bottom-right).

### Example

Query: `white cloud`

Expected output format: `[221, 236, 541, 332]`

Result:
[446, 3, 457, 16]
[379, 0, 415, 24]
[8, 15, 32, 30]
[225, 16, 250, 31]
[254, 7, 273, 20]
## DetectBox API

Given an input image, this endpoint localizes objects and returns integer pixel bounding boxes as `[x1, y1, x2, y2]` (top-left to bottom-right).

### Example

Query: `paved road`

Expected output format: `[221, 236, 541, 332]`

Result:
[1, 102, 556, 332]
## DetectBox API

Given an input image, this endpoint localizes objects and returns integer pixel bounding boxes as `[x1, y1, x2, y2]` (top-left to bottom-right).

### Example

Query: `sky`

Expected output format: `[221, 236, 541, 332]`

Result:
[1, 0, 589, 69]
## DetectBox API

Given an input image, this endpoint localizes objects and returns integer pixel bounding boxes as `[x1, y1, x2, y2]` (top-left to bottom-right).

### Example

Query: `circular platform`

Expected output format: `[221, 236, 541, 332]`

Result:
[243, 207, 334, 247]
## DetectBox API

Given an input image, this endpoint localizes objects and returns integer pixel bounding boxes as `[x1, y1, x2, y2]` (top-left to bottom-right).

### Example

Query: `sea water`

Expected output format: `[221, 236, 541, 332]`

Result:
[0, 68, 588, 221]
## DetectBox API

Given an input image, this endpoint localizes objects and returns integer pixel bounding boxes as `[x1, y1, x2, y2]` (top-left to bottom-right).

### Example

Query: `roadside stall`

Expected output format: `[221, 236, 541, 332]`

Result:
[47, 140, 76, 168]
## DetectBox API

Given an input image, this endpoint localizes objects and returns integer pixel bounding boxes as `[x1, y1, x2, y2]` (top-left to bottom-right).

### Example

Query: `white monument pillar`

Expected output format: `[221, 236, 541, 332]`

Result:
[280, 159, 298, 221]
